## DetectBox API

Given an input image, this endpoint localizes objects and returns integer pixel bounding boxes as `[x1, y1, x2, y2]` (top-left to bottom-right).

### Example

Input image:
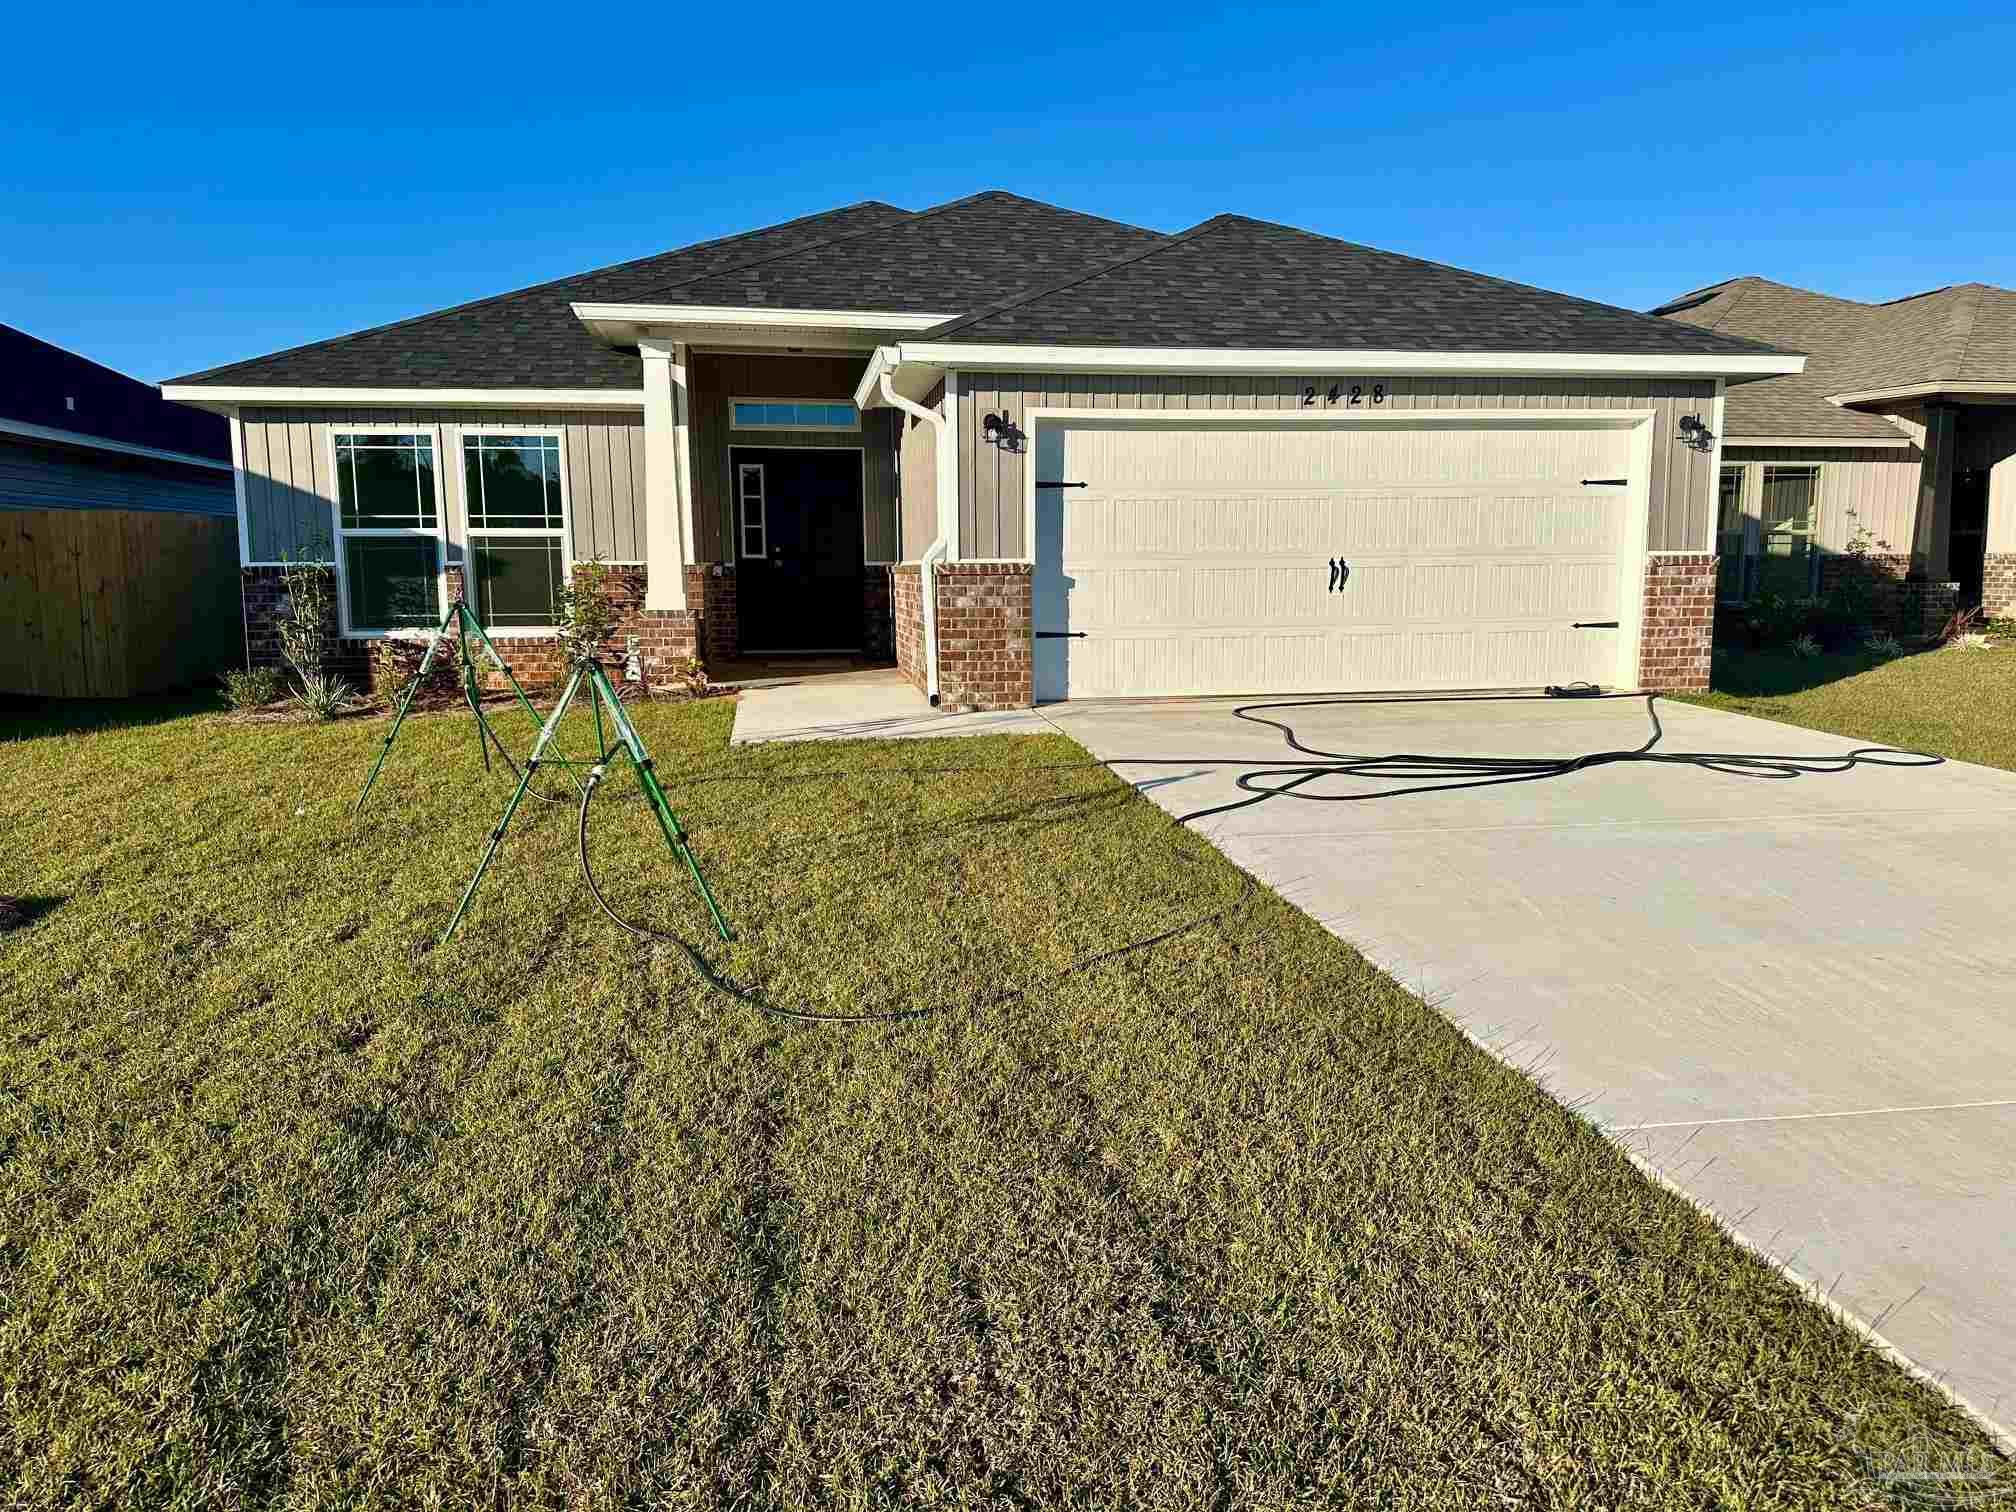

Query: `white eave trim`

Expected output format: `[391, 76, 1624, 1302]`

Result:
[1725, 433, 1916, 449]
[159, 385, 646, 410]
[573, 303, 957, 331]
[0, 415, 233, 471]
[1829, 380, 2016, 406]
[892, 343, 1807, 379]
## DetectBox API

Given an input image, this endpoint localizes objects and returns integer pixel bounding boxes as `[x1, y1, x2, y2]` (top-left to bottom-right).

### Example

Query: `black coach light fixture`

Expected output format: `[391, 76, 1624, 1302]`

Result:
[981, 411, 1027, 452]
[1677, 413, 1715, 450]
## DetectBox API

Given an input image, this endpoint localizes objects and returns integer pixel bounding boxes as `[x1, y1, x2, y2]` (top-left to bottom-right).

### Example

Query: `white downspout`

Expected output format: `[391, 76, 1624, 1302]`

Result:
[878, 370, 947, 705]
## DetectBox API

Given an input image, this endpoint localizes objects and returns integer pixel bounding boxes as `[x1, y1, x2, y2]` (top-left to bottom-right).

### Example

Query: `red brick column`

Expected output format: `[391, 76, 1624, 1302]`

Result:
[1637, 554, 1716, 692]
[684, 563, 738, 663]
[1984, 555, 2016, 618]
[934, 562, 1033, 711]
[891, 565, 926, 694]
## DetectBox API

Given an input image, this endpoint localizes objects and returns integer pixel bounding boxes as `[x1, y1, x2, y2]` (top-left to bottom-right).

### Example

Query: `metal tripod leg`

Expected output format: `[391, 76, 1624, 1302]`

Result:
[441, 665, 588, 943]
[353, 616, 453, 815]
[586, 663, 733, 942]
[455, 601, 586, 797]
[460, 617, 491, 774]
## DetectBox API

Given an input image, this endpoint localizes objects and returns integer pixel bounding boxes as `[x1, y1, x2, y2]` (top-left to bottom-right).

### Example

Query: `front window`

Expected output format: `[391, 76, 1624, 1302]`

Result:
[730, 398, 859, 430]
[465, 433, 568, 629]
[333, 431, 440, 631]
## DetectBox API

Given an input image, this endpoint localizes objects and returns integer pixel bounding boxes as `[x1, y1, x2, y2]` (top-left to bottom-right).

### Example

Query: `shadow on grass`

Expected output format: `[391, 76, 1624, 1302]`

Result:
[1, 690, 226, 741]
[1709, 646, 1931, 698]
[0, 895, 66, 933]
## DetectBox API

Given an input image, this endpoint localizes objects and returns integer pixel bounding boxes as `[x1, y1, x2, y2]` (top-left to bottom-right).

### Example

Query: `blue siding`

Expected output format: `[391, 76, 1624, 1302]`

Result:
[0, 436, 234, 518]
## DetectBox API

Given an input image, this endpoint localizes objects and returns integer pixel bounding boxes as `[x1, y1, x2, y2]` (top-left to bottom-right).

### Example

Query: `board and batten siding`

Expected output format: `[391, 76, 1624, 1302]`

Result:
[237, 406, 647, 563]
[687, 353, 900, 565]
[897, 379, 945, 562]
[1721, 446, 1924, 553]
[953, 373, 1721, 560]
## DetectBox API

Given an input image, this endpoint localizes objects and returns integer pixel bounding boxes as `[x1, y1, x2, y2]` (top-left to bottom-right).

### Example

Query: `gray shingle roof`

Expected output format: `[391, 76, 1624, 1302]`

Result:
[921, 214, 1795, 357]
[1654, 276, 2016, 437]
[635, 191, 1163, 314]
[167, 200, 912, 389]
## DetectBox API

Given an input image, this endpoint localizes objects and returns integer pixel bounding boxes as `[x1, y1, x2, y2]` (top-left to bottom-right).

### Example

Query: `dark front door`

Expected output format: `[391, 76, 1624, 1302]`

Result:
[733, 447, 865, 652]
[1951, 467, 1989, 607]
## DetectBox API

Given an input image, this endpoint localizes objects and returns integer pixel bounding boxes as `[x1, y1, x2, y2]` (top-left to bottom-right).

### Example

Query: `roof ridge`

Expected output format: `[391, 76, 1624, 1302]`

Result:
[918, 215, 1229, 339]
[169, 199, 908, 383]
[1944, 282, 1986, 382]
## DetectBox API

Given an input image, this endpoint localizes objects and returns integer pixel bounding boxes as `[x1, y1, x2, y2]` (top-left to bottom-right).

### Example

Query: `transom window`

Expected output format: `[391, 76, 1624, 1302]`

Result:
[737, 463, 767, 560]
[332, 431, 441, 632]
[731, 399, 859, 431]
[464, 432, 569, 630]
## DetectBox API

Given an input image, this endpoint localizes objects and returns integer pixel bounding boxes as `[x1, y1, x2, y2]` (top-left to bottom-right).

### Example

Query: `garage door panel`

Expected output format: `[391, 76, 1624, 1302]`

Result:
[1036, 420, 1636, 700]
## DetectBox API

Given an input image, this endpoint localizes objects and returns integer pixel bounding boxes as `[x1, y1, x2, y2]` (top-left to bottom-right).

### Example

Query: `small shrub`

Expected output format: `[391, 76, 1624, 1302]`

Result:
[1936, 605, 1983, 644]
[1789, 633, 1821, 659]
[1947, 631, 1992, 651]
[1862, 633, 1905, 659]
[370, 641, 411, 708]
[221, 666, 284, 709]
[553, 558, 619, 671]
[277, 553, 338, 679]
[660, 655, 709, 697]
[1742, 591, 1817, 648]
[292, 671, 358, 721]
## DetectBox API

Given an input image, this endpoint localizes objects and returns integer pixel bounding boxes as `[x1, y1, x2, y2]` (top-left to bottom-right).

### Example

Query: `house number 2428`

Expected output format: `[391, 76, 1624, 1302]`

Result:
[1301, 382, 1386, 407]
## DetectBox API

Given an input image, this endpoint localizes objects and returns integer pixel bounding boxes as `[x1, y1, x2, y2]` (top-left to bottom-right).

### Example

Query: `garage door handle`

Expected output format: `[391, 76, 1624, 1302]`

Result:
[1328, 558, 1350, 592]
[1573, 620, 1620, 629]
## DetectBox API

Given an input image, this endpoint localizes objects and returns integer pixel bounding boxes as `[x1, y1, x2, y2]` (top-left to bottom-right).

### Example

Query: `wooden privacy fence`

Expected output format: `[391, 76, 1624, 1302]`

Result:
[0, 508, 242, 697]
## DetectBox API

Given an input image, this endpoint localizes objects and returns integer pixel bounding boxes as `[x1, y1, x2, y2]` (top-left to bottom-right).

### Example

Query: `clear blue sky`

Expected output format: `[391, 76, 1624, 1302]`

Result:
[10, 0, 2016, 385]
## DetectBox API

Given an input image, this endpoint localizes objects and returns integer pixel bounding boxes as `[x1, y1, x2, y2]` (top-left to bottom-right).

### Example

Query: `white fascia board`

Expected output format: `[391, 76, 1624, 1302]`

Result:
[1725, 433, 1916, 449]
[573, 303, 958, 331]
[894, 343, 1807, 379]
[0, 415, 233, 470]
[1828, 380, 2016, 406]
[851, 347, 894, 410]
[160, 385, 646, 409]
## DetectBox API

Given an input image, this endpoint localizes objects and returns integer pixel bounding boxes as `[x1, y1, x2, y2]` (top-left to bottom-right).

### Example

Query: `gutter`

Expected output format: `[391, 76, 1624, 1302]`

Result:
[872, 365, 948, 705]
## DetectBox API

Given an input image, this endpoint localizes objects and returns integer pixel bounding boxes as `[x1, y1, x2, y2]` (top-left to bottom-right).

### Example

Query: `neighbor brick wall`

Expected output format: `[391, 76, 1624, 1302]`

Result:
[1637, 553, 1716, 692]
[242, 562, 704, 694]
[892, 564, 927, 695]
[1817, 555, 1962, 637]
[934, 562, 1033, 711]
[1984, 554, 2016, 618]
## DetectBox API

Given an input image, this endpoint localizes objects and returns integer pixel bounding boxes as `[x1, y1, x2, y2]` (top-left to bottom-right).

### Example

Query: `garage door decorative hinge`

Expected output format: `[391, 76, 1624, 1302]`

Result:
[1035, 480, 1088, 488]
[1581, 477, 1629, 486]
[1035, 630, 1087, 639]
[1572, 620, 1620, 629]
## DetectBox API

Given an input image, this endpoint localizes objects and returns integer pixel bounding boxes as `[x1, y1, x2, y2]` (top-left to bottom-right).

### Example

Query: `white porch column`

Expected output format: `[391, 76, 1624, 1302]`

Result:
[638, 336, 691, 611]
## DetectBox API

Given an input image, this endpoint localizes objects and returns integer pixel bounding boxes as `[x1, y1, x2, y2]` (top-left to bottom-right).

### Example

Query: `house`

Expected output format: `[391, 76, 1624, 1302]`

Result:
[2, 324, 242, 697]
[160, 192, 1802, 708]
[1654, 277, 2016, 623]
[3, 323, 233, 517]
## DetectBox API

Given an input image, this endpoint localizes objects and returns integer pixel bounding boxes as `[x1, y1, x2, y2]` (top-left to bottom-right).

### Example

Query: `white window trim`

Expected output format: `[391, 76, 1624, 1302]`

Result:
[326, 425, 447, 640]
[737, 462, 767, 560]
[730, 397, 862, 432]
[460, 426, 574, 637]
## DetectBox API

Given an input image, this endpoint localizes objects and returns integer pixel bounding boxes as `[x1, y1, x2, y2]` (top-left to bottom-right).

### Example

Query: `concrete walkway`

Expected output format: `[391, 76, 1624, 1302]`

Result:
[729, 667, 1050, 744]
[734, 677, 2016, 1439]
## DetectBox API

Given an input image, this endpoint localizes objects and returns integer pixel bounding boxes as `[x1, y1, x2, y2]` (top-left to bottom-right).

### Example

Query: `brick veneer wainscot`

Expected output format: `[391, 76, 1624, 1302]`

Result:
[240, 562, 707, 693]
[934, 562, 1033, 711]
[891, 565, 927, 694]
[1637, 553, 1716, 692]
[1985, 554, 2016, 618]
[1816, 553, 1961, 638]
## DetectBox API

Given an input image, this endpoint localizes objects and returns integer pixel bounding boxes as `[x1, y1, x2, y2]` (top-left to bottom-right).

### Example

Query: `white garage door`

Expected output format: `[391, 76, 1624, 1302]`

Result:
[1032, 418, 1639, 701]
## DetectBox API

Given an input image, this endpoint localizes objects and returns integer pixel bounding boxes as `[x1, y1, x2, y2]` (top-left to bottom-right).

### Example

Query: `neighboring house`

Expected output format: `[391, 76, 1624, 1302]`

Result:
[2, 323, 233, 516]
[1654, 278, 2016, 621]
[2, 325, 242, 697]
[161, 192, 1800, 708]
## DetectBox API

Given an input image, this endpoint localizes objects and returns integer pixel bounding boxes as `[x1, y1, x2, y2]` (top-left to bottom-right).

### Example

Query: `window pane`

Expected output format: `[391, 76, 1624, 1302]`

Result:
[338, 434, 436, 528]
[470, 535, 564, 628]
[762, 404, 795, 426]
[344, 537, 438, 631]
[1761, 468, 1817, 532]
[732, 402, 763, 427]
[465, 436, 560, 529]
[1717, 467, 1744, 532]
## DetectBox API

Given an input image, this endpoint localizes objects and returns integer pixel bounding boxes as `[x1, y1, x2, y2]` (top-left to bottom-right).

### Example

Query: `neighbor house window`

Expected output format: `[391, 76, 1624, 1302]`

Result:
[730, 399, 859, 430]
[333, 431, 441, 632]
[464, 432, 568, 630]
[1716, 464, 1750, 602]
[737, 462, 767, 559]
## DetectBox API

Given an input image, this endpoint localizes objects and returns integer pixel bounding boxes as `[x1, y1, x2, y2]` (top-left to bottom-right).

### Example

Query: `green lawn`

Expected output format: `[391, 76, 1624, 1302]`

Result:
[1685, 643, 2016, 771]
[1, 689, 2007, 1507]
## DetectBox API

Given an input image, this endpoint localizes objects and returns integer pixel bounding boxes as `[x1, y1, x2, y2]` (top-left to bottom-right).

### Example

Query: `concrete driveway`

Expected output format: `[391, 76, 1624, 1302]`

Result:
[1041, 692, 2016, 1440]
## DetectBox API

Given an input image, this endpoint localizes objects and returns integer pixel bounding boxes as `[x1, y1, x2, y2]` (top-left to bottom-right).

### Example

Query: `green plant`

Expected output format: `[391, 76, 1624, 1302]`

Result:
[292, 670, 358, 720]
[370, 640, 412, 708]
[1789, 633, 1821, 659]
[220, 666, 284, 709]
[1741, 591, 1816, 648]
[1862, 632, 1905, 659]
[276, 553, 338, 680]
[553, 557, 619, 670]
[1822, 509, 1894, 634]
[660, 655, 709, 696]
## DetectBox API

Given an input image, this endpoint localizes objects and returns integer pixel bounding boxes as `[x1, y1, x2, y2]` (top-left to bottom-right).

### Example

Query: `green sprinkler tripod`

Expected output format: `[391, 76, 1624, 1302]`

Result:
[353, 599, 584, 816]
[440, 657, 734, 947]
